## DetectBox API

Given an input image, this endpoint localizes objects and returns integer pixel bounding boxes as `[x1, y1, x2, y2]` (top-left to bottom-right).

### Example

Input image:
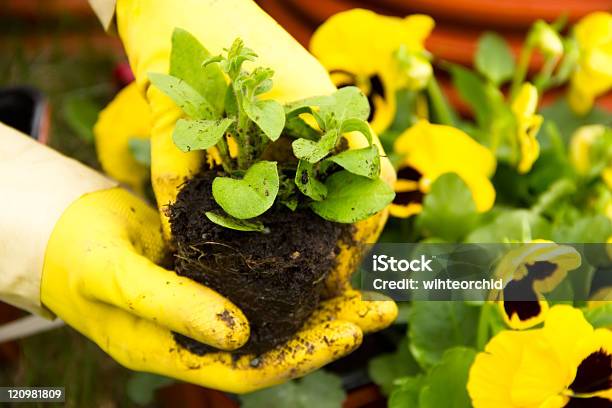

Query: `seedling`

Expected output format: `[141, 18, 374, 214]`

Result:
[149, 28, 394, 232]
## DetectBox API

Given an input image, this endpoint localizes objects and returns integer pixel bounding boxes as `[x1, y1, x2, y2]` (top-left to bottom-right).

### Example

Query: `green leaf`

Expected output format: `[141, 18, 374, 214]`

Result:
[62, 95, 100, 142]
[368, 338, 421, 395]
[448, 65, 504, 129]
[340, 118, 373, 144]
[552, 214, 612, 243]
[474, 32, 515, 85]
[286, 86, 370, 124]
[169, 28, 226, 116]
[292, 130, 338, 163]
[243, 99, 285, 141]
[128, 138, 151, 166]
[295, 160, 327, 201]
[466, 209, 552, 243]
[240, 370, 346, 408]
[328, 145, 380, 179]
[172, 118, 234, 152]
[212, 161, 279, 219]
[408, 302, 480, 368]
[126, 373, 173, 405]
[326, 86, 370, 122]
[205, 211, 266, 232]
[584, 304, 612, 328]
[417, 173, 480, 242]
[148, 72, 215, 119]
[389, 376, 425, 408]
[539, 99, 612, 143]
[310, 171, 395, 223]
[419, 347, 477, 408]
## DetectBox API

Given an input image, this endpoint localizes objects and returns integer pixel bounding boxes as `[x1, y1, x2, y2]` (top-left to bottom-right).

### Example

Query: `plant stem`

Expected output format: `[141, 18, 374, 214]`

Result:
[476, 303, 491, 351]
[216, 136, 233, 173]
[510, 43, 534, 100]
[534, 55, 560, 93]
[531, 178, 576, 216]
[426, 77, 457, 126]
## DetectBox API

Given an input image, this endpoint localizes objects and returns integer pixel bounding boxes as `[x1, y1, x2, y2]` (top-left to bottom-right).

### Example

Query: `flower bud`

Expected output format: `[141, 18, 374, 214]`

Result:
[531, 20, 564, 57]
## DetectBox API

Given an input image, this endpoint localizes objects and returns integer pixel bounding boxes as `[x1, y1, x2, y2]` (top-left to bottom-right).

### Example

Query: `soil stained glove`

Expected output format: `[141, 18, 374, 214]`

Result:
[0, 123, 249, 383]
[90, 0, 399, 392]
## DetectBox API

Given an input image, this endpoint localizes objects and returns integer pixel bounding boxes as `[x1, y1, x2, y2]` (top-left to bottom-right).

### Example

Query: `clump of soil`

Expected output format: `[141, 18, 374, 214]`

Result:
[169, 170, 350, 356]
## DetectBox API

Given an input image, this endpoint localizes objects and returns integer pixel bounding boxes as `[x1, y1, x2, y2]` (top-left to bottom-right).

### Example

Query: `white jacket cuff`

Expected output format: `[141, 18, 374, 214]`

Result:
[0, 123, 115, 316]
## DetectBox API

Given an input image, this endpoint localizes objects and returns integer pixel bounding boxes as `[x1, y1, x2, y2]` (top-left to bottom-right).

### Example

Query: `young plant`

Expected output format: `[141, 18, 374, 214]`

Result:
[148, 28, 394, 231]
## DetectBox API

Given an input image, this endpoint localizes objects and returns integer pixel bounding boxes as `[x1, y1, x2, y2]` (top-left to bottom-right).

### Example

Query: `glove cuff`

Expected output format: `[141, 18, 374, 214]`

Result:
[0, 123, 115, 316]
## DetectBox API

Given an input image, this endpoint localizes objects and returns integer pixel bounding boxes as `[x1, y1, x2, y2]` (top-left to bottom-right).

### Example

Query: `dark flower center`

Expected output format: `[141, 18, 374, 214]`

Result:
[393, 167, 424, 206]
[564, 397, 612, 407]
[525, 260, 557, 281]
[569, 349, 612, 395]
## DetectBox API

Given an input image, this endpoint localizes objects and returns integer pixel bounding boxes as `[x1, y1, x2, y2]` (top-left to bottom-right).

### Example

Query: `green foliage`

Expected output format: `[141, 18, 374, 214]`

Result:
[172, 118, 234, 152]
[295, 160, 327, 201]
[170, 27, 226, 115]
[368, 338, 421, 395]
[584, 304, 612, 328]
[552, 214, 612, 243]
[539, 99, 612, 143]
[204, 211, 266, 232]
[149, 29, 394, 230]
[408, 302, 480, 368]
[212, 161, 279, 219]
[466, 210, 551, 242]
[417, 173, 480, 242]
[62, 94, 101, 142]
[311, 171, 395, 223]
[474, 33, 515, 85]
[148, 72, 215, 119]
[126, 373, 173, 405]
[418, 347, 477, 408]
[328, 145, 380, 179]
[388, 347, 476, 408]
[239, 370, 345, 408]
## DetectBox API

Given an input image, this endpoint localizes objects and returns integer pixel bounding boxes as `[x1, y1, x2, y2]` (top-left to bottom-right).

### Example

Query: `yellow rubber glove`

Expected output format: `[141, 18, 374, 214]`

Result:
[103, 0, 397, 389]
[42, 187, 395, 392]
[94, 82, 151, 195]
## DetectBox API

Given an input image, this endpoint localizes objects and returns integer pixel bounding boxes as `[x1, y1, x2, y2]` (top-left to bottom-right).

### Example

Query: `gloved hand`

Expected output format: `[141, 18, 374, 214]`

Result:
[101, 0, 398, 389]
[42, 186, 387, 392]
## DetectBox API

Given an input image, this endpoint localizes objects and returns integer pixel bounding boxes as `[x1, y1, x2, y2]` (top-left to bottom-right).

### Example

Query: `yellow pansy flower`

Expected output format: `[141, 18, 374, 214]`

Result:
[390, 120, 495, 218]
[511, 83, 543, 174]
[570, 124, 612, 188]
[468, 305, 612, 408]
[491, 241, 581, 330]
[310, 9, 434, 134]
[568, 11, 612, 115]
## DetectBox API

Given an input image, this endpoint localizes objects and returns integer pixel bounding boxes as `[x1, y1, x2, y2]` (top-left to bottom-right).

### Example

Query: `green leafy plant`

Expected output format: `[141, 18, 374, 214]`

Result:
[149, 28, 394, 230]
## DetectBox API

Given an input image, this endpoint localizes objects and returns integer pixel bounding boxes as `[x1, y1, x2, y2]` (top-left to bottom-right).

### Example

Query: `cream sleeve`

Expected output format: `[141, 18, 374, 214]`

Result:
[0, 123, 115, 316]
[89, 0, 117, 31]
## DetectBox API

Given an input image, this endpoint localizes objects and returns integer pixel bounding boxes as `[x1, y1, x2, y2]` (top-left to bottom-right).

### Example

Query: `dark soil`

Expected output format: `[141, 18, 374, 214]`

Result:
[169, 170, 350, 356]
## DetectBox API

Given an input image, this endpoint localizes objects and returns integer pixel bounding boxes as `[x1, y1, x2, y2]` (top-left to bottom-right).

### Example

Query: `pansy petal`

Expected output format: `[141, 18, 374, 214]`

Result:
[569, 328, 612, 396]
[511, 338, 570, 406]
[468, 330, 537, 408]
[574, 12, 612, 50]
[542, 305, 595, 377]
